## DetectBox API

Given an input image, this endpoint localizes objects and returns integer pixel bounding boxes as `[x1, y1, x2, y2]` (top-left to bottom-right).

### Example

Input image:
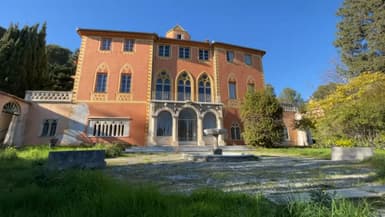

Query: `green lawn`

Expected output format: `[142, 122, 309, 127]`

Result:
[252, 147, 332, 159]
[0, 146, 378, 217]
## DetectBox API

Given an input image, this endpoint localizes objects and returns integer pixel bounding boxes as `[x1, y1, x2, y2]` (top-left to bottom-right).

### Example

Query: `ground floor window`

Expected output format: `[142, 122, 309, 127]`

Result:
[230, 122, 241, 140]
[203, 112, 216, 133]
[88, 119, 130, 137]
[41, 119, 57, 137]
[157, 111, 172, 136]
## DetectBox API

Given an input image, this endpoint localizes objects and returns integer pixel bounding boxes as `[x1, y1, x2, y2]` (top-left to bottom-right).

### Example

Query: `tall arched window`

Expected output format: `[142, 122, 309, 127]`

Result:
[283, 127, 289, 140]
[156, 111, 172, 136]
[203, 112, 217, 133]
[198, 74, 211, 102]
[155, 72, 171, 100]
[95, 63, 109, 93]
[177, 72, 191, 101]
[230, 122, 241, 140]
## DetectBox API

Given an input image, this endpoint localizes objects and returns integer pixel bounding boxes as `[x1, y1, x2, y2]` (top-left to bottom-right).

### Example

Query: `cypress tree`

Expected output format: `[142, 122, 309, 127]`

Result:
[0, 23, 49, 97]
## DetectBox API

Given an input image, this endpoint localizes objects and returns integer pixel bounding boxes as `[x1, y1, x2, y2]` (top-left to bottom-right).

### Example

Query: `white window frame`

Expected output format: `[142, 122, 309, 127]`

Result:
[199, 49, 209, 61]
[40, 119, 58, 137]
[226, 51, 234, 62]
[87, 118, 130, 137]
[100, 38, 112, 51]
[159, 45, 170, 57]
[244, 54, 252, 65]
[179, 47, 190, 59]
[123, 39, 135, 52]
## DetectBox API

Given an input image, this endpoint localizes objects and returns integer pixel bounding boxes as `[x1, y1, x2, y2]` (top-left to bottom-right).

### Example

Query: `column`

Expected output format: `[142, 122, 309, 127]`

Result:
[172, 115, 178, 146]
[217, 116, 225, 146]
[197, 115, 204, 146]
[147, 115, 156, 145]
[3, 115, 18, 146]
[147, 103, 156, 145]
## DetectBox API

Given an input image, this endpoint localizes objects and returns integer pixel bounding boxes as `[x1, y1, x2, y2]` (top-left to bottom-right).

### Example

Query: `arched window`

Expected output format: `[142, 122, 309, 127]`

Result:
[203, 112, 217, 133]
[198, 74, 211, 102]
[155, 72, 171, 100]
[157, 111, 172, 136]
[2, 102, 20, 115]
[283, 127, 290, 140]
[177, 72, 191, 101]
[230, 122, 241, 140]
[229, 81, 237, 99]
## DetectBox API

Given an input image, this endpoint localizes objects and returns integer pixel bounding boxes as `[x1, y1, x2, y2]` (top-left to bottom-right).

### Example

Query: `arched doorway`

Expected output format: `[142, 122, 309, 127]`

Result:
[0, 102, 21, 144]
[178, 108, 197, 142]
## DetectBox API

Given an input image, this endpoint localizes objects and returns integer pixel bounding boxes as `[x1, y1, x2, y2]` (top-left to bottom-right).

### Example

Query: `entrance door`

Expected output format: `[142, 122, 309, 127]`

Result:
[1, 102, 20, 144]
[178, 108, 197, 142]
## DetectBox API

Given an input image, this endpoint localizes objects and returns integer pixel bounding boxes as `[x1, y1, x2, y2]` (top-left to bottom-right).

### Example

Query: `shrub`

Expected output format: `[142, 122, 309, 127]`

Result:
[94, 143, 125, 158]
[335, 138, 354, 147]
[0, 146, 17, 160]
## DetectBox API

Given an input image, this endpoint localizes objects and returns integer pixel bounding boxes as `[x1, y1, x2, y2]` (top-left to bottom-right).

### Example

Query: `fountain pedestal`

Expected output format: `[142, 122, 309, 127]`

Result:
[203, 128, 227, 155]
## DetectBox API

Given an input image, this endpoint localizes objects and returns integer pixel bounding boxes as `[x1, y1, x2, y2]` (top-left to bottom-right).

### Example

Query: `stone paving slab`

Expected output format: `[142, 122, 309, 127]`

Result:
[266, 186, 385, 205]
[107, 155, 375, 195]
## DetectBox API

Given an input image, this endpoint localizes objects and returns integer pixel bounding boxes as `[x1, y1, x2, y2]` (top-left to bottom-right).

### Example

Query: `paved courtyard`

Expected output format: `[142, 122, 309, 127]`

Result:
[105, 152, 385, 203]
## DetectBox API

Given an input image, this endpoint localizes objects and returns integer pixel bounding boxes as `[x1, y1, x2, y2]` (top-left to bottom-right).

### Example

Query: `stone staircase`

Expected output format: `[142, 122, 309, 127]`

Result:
[125, 145, 251, 154]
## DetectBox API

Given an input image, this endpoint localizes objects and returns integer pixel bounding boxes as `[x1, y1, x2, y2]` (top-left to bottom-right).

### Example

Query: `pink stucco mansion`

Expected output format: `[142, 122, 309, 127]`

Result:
[0, 25, 312, 147]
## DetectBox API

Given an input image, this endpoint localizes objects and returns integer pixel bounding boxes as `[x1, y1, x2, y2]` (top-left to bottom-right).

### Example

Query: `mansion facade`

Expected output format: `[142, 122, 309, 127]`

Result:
[0, 25, 311, 147]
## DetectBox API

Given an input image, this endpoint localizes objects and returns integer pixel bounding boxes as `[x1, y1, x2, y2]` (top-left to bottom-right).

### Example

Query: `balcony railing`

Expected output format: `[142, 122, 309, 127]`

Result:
[24, 91, 72, 103]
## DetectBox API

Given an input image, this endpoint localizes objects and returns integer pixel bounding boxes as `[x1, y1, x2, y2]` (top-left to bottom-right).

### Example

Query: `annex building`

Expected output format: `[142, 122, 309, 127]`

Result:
[0, 25, 311, 147]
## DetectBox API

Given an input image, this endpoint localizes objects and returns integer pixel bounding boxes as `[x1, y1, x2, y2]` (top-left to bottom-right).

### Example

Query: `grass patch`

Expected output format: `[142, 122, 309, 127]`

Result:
[367, 149, 385, 183]
[252, 147, 331, 159]
[0, 147, 379, 217]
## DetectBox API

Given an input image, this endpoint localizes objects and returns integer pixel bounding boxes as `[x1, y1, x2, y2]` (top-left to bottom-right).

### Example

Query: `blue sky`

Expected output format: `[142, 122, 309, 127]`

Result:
[0, 0, 343, 99]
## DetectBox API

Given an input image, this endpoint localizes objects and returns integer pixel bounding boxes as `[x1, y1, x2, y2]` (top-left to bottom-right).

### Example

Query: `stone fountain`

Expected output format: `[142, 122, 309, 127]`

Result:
[203, 128, 227, 155]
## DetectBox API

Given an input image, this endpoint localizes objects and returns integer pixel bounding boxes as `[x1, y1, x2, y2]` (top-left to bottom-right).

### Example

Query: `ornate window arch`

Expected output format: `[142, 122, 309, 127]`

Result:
[198, 73, 212, 102]
[119, 64, 133, 93]
[94, 63, 109, 93]
[155, 71, 171, 100]
[230, 122, 241, 140]
[2, 102, 20, 115]
[228, 75, 237, 100]
[177, 71, 192, 101]
[247, 77, 256, 92]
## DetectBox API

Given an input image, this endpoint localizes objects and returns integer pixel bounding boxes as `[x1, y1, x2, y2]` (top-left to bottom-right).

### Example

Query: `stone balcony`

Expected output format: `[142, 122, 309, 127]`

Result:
[24, 91, 72, 103]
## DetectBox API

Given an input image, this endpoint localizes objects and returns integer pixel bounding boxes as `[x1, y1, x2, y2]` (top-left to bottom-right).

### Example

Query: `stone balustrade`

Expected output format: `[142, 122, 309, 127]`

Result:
[24, 91, 72, 103]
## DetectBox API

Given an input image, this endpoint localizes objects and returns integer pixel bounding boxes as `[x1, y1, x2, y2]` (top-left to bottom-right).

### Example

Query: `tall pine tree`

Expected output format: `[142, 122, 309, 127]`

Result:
[0, 23, 49, 97]
[335, 0, 385, 77]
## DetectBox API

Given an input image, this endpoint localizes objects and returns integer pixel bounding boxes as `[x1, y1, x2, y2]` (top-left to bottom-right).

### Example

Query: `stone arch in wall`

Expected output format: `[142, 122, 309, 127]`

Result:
[0, 101, 21, 145]
[178, 107, 197, 142]
[156, 110, 173, 137]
